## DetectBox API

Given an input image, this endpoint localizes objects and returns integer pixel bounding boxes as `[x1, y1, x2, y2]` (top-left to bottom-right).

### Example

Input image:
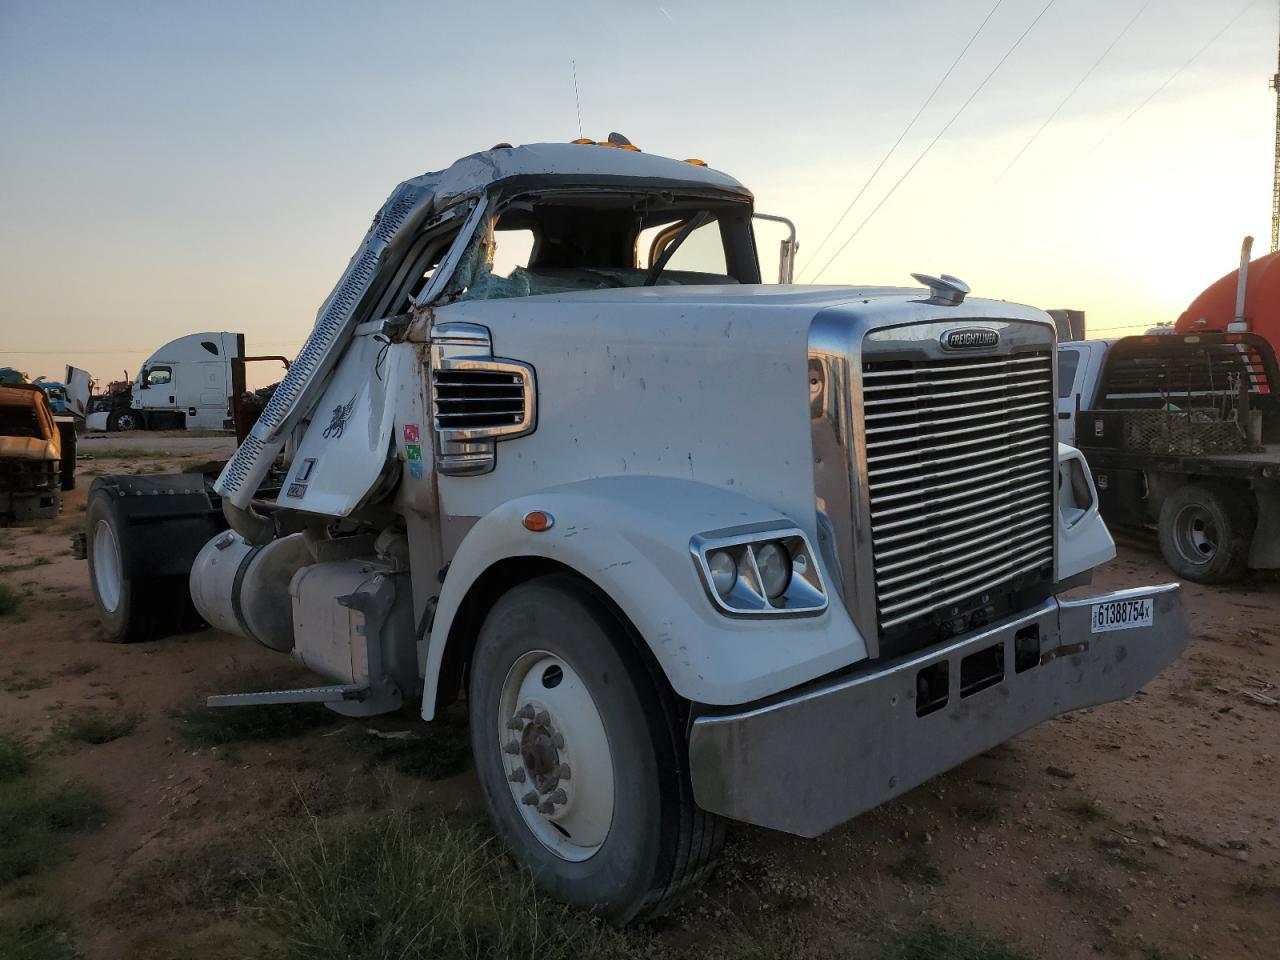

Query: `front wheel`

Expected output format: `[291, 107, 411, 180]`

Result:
[106, 408, 140, 432]
[1156, 483, 1252, 584]
[468, 574, 723, 924]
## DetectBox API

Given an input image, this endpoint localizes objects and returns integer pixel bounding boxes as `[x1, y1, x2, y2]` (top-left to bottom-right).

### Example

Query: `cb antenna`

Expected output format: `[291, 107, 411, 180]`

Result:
[572, 59, 583, 139]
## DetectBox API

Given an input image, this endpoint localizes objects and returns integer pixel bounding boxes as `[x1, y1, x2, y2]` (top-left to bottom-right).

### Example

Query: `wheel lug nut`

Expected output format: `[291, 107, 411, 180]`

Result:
[516, 705, 535, 720]
[505, 717, 524, 730]
[537, 799, 556, 814]
[551, 733, 565, 749]
[502, 740, 521, 755]
[547, 788, 567, 805]
[557, 763, 571, 780]
[521, 790, 539, 806]
[534, 709, 551, 726]
[508, 768, 526, 783]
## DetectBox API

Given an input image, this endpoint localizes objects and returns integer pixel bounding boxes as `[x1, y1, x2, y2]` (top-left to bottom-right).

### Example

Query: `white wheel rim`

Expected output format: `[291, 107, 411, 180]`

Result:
[497, 650, 614, 862]
[93, 519, 122, 613]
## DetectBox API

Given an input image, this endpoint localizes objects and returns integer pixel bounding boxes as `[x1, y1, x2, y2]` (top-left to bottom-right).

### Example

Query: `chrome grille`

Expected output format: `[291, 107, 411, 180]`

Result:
[861, 350, 1055, 633]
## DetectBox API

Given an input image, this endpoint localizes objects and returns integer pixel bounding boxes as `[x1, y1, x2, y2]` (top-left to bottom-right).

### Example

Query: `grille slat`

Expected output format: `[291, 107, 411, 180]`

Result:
[864, 386, 1052, 422]
[869, 448, 1047, 495]
[877, 527, 1053, 592]
[868, 432, 1051, 478]
[878, 551, 1054, 629]
[865, 398, 1051, 436]
[865, 421, 1052, 467]
[862, 354, 1049, 379]
[876, 509, 1050, 573]
[862, 347, 1055, 635]
[871, 479, 1053, 532]
[432, 367, 529, 431]
[866, 411, 1052, 454]
[875, 495, 1052, 553]
[863, 367, 1050, 395]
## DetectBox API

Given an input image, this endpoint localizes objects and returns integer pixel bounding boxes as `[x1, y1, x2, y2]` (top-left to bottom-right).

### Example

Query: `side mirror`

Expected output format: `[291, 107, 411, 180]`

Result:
[139, 370, 150, 390]
[753, 213, 798, 284]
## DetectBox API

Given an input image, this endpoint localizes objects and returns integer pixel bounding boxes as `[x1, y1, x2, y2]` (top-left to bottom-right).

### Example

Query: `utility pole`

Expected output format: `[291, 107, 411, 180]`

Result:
[1272, 7, 1280, 253]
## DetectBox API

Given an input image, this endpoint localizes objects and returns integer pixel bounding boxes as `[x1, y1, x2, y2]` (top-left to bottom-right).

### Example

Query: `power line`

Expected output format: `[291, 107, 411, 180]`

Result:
[1087, 0, 1259, 158]
[993, 0, 1154, 185]
[812, 0, 1060, 283]
[798, 0, 1007, 281]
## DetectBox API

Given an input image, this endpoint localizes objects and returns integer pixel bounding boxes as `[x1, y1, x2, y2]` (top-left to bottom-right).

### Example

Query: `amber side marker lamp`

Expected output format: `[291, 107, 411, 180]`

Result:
[523, 511, 555, 532]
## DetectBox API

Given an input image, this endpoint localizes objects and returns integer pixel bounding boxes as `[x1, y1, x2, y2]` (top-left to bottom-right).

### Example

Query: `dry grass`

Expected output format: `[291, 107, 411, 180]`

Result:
[0, 733, 107, 887]
[0, 584, 20, 617]
[0, 901, 78, 960]
[61, 709, 139, 745]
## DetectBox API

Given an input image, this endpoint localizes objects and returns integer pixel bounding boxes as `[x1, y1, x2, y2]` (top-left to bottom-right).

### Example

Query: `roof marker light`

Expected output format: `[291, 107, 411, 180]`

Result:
[683, 158, 707, 166]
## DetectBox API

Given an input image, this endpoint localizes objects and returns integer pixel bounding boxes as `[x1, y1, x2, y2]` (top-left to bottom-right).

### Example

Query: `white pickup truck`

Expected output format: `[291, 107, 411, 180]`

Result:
[1060, 332, 1280, 583]
[80, 140, 1186, 922]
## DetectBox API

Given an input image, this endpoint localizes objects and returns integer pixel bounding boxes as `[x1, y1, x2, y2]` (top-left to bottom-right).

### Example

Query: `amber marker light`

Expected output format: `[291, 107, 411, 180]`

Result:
[683, 158, 707, 166]
[523, 511, 554, 532]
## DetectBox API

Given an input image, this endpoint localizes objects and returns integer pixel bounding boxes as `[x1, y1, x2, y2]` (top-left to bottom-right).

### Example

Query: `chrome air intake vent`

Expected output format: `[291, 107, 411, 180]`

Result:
[431, 322, 536, 476]
[861, 349, 1056, 637]
[433, 368, 529, 431]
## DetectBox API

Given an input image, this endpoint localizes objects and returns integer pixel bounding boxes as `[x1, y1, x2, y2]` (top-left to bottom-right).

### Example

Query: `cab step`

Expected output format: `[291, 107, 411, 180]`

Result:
[205, 684, 368, 708]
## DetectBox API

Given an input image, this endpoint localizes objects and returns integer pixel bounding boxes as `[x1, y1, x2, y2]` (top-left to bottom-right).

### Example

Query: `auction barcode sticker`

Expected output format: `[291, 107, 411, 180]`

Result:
[1090, 598, 1154, 633]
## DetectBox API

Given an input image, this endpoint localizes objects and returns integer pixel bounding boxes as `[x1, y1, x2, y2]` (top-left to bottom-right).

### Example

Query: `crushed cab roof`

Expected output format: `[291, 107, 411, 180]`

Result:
[397, 142, 752, 214]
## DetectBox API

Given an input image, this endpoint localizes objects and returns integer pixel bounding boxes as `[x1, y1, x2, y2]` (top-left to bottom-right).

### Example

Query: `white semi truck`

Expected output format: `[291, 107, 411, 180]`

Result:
[80, 140, 1187, 922]
[83, 331, 244, 432]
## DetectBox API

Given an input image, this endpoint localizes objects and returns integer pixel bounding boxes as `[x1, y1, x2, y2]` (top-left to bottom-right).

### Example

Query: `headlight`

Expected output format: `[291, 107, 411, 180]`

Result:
[754, 541, 791, 598]
[707, 550, 737, 596]
[690, 527, 827, 617]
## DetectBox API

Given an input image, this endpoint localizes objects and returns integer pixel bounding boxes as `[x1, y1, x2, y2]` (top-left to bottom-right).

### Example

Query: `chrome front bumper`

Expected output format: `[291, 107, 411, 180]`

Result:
[688, 583, 1186, 837]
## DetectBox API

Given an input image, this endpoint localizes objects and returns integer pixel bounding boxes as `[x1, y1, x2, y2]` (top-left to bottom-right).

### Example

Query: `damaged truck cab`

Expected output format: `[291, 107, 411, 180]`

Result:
[82, 141, 1187, 922]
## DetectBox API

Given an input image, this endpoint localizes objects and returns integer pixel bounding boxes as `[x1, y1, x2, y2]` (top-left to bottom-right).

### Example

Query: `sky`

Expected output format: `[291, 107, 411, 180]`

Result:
[0, 0, 1276, 387]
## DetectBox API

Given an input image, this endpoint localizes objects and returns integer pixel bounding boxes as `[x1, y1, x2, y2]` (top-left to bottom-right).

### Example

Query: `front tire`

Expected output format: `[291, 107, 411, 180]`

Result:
[468, 574, 723, 924]
[106, 408, 140, 432]
[1156, 483, 1252, 584]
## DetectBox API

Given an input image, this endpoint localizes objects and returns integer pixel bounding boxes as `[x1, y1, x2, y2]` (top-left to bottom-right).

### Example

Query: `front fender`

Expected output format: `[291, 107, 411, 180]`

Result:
[1056, 442, 1115, 582]
[422, 475, 868, 715]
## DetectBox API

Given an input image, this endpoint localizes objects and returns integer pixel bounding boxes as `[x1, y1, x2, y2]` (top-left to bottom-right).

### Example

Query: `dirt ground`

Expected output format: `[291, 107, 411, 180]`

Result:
[1, 440, 1276, 959]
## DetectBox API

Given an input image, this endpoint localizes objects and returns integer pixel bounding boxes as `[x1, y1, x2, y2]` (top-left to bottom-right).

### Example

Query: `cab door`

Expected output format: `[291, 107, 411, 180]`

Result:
[1057, 345, 1086, 446]
[140, 363, 177, 410]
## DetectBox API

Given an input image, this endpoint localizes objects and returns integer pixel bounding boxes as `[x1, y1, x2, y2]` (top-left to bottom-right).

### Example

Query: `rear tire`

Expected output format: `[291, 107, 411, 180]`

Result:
[1156, 483, 1252, 584]
[468, 574, 723, 924]
[86, 491, 202, 642]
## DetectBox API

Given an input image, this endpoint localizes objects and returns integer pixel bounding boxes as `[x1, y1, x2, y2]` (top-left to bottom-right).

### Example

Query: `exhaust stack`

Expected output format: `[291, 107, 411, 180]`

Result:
[1229, 235, 1254, 333]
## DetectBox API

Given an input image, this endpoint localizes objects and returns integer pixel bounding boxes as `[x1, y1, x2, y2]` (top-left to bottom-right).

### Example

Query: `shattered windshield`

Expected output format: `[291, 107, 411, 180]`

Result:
[447, 191, 758, 302]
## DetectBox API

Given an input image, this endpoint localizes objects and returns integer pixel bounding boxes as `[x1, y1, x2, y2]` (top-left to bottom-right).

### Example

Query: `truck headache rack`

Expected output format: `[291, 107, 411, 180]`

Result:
[1083, 332, 1280, 457]
[1096, 332, 1276, 409]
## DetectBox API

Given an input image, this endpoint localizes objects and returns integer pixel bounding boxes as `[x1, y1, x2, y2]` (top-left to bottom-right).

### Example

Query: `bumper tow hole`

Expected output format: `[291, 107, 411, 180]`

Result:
[960, 643, 1004, 699]
[915, 661, 949, 717]
[1014, 625, 1040, 674]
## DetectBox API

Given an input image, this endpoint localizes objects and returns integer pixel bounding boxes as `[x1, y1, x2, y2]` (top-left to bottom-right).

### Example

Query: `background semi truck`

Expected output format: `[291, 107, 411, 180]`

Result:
[78, 140, 1186, 922]
[83, 331, 244, 432]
